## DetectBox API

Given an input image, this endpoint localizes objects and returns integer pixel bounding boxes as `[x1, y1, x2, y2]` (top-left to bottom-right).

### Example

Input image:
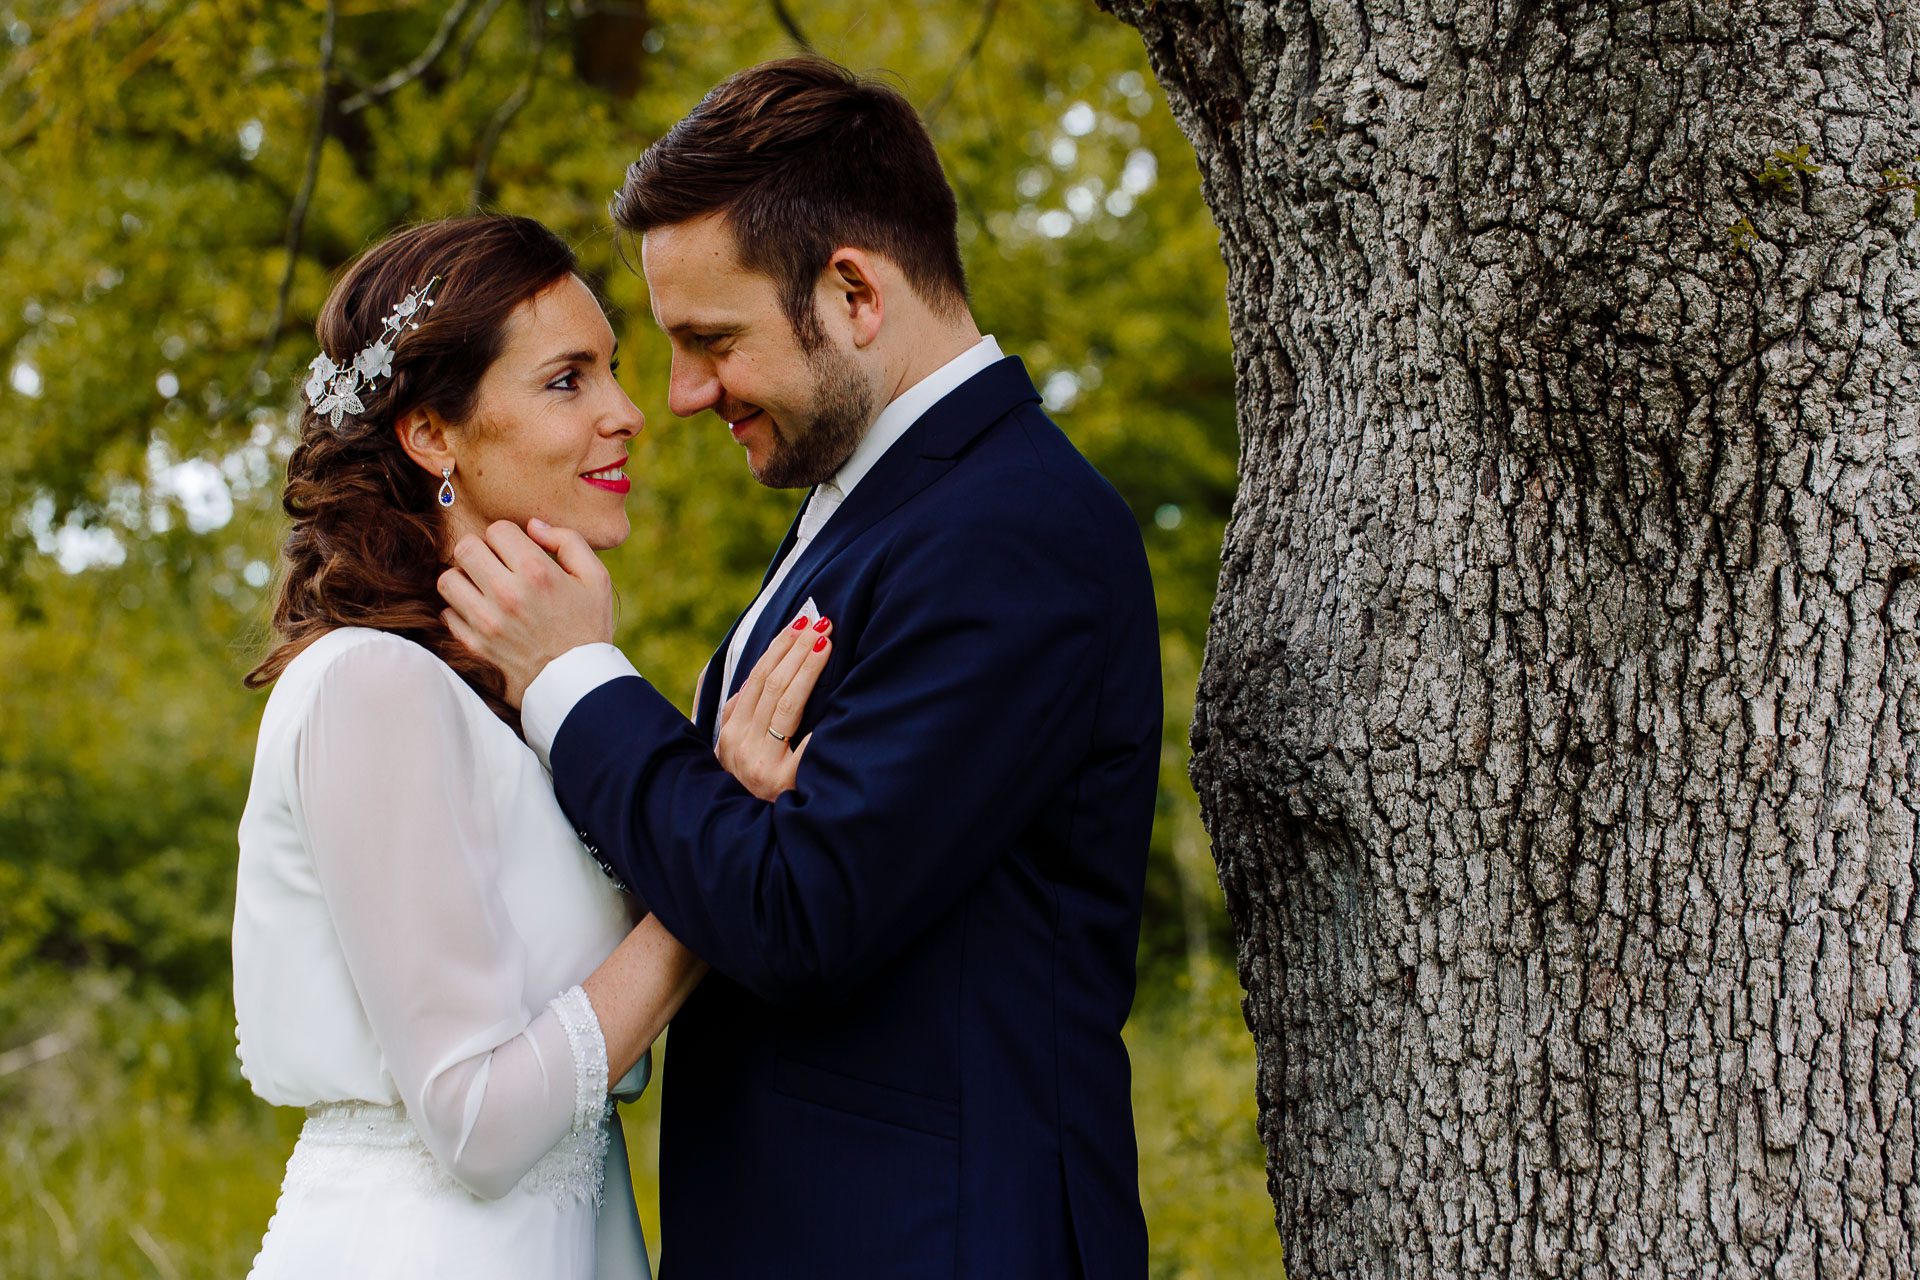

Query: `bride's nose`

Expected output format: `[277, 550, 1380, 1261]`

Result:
[605, 387, 644, 439]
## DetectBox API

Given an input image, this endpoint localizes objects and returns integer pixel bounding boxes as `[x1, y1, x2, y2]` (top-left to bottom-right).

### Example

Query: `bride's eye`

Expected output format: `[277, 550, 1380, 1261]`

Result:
[547, 370, 580, 392]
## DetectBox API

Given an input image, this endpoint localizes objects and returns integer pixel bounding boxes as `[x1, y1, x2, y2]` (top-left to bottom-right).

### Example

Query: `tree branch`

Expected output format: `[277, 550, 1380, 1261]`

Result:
[0, 1032, 71, 1078]
[468, 0, 547, 210]
[453, 0, 513, 77]
[6, 15, 174, 151]
[340, 0, 481, 114]
[923, 0, 1000, 127]
[253, 0, 337, 382]
[949, 167, 1001, 252]
[769, 0, 812, 49]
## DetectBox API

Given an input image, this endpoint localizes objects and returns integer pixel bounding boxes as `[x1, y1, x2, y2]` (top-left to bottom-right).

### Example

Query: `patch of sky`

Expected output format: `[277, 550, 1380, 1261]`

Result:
[148, 441, 234, 534]
[28, 497, 126, 574]
[1120, 149, 1158, 195]
[1117, 69, 1154, 117]
[1042, 370, 1081, 411]
[222, 414, 290, 502]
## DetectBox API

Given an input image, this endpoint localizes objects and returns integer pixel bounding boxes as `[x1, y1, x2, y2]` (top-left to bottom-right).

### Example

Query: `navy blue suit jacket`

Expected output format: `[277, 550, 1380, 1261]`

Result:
[550, 358, 1160, 1278]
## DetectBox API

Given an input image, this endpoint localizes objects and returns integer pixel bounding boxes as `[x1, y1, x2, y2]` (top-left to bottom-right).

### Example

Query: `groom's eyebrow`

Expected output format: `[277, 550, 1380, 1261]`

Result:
[664, 320, 743, 339]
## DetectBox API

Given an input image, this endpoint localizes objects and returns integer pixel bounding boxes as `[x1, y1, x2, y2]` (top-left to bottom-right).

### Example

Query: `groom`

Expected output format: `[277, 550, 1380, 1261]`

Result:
[444, 57, 1159, 1278]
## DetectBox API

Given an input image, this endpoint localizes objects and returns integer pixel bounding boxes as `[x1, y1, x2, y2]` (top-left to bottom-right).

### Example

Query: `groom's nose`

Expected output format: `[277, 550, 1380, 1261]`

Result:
[667, 352, 723, 419]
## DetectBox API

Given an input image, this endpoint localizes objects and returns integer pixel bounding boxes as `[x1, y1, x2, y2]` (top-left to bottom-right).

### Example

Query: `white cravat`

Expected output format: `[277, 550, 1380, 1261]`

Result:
[719, 480, 845, 701]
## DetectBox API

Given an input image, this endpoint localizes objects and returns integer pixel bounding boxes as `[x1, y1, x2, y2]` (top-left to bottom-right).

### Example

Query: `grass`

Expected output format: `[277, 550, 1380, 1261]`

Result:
[0, 963, 1282, 1278]
[1129, 962, 1285, 1278]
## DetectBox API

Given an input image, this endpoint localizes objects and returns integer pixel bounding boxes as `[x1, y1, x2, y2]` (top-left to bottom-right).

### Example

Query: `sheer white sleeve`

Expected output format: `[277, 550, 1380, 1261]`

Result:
[295, 638, 611, 1201]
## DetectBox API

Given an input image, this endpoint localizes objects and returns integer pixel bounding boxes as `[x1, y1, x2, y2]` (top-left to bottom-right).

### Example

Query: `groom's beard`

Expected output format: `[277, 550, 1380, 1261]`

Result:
[754, 343, 875, 490]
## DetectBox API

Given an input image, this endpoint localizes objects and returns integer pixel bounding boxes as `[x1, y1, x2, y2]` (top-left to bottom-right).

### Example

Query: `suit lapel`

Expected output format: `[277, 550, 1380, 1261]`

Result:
[696, 494, 811, 734]
[728, 452, 950, 699]
[723, 358, 1042, 702]
[693, 648, 726, 735]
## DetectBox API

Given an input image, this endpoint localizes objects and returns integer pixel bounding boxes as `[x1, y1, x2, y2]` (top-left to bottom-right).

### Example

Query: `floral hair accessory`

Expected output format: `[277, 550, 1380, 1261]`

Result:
[304, 276, 441, 431]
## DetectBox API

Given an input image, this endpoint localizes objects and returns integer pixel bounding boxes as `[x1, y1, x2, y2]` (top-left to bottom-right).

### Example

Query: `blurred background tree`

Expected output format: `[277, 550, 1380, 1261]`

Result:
[0, 0, 1279, 1274]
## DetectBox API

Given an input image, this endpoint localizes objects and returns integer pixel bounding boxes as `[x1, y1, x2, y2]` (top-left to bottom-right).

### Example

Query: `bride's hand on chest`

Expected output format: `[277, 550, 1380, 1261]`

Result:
[715, 613, 835, 802]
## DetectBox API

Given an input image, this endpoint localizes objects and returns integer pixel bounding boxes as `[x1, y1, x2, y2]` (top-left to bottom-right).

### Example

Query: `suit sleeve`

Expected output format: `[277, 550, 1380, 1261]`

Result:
[550, 510, 1109, 1005]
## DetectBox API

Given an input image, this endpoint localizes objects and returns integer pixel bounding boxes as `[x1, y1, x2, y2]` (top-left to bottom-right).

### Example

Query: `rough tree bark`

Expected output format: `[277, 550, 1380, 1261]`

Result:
[1098, 0, 1920, 1275]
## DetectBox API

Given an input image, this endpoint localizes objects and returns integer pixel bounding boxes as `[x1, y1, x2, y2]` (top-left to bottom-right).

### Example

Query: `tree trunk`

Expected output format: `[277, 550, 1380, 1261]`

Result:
[1099, 0, 1920, 1274]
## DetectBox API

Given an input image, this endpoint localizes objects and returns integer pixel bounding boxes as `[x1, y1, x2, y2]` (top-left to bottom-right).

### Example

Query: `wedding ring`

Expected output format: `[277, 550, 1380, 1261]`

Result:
[767, 727, 791, 743]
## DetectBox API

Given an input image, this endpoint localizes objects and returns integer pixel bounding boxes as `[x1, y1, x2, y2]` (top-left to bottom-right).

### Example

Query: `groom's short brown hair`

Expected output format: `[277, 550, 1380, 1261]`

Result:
[612, 56, 969, 346]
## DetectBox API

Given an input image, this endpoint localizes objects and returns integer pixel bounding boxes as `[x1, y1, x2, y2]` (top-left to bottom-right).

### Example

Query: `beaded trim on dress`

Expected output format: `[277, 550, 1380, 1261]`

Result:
[280, 1102, 466, 1200]
[279, 1098, 610, 1208]
[276, 986, 613, 1210]
[536, 984, 612, 1206]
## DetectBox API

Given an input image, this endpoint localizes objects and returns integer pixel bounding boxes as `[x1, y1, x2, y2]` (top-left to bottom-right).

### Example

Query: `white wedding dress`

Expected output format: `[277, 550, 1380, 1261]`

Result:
[233, 627, 650, 1279]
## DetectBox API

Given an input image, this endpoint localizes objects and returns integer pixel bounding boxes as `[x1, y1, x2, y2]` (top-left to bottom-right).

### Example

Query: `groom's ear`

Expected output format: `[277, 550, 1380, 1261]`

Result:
[395, 407, 457, 479]
[825, 249, 884, 349]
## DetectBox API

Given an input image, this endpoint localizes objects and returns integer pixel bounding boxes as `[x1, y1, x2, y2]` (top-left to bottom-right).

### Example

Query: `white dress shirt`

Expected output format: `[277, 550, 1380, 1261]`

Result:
[521, 335, 1004, 769]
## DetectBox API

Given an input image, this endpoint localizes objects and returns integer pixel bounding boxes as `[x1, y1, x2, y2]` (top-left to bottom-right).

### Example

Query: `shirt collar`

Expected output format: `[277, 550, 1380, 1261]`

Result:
[825, 335, 1002, 499]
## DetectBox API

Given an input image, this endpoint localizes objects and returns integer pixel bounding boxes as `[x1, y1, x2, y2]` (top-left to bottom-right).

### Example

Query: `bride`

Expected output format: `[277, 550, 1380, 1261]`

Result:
[232, 214, 831, 1279]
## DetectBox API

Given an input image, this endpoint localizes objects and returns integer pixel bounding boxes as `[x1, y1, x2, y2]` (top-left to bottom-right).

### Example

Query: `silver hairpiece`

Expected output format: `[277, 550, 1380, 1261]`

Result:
[304, 276, 441, 430]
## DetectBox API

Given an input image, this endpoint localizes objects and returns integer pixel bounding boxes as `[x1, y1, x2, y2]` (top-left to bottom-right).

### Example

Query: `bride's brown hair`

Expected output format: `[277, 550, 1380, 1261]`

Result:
[246, 215, 578, 727]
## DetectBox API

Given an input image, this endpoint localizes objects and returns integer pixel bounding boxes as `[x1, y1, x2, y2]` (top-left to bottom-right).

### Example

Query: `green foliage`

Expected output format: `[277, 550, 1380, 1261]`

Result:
[0, 975, 295, 1279]
[1, 0, 1261, 1266]
[0, 532, 270, 989]
[1753, 143, 1819, 198]
[1129, 961, 1287, 1278]
[1879, 162, 1920, 217]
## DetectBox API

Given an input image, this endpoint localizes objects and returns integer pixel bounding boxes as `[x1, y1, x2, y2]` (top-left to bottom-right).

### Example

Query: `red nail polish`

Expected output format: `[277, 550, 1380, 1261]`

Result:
[814, 636, 828, 652]
[813, 617, 831, 632]
[792, 616, 809, 630]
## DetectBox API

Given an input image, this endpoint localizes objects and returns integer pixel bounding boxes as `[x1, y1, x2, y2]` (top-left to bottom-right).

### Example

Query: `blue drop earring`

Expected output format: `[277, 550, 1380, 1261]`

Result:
[438, 465, 456, 508]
